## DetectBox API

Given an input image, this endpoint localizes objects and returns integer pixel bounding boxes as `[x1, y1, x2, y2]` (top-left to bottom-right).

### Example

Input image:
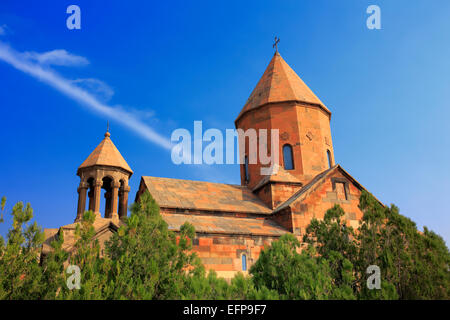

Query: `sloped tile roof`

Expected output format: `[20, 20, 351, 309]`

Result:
[141, 176, 272, 214]
[163, 213, 287, 236]
[236, 52, 330, 122]
[78, 132, 133, 174]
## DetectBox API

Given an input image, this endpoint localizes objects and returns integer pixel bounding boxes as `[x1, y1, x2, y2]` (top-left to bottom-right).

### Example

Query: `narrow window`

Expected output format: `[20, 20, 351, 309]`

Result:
[283, 144, 294, 170]
[327, 150, 332, 168]
[244, 156, 250, 183]
[242, 254, 247, 271]
[336, 182, 347, 200]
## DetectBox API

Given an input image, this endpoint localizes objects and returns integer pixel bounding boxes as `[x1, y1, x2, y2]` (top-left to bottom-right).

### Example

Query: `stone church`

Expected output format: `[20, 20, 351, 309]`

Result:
[43, 51, 375, 279]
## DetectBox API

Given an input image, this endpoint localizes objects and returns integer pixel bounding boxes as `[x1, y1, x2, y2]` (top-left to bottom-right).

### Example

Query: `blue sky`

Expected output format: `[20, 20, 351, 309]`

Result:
[0, 0, 449, 244]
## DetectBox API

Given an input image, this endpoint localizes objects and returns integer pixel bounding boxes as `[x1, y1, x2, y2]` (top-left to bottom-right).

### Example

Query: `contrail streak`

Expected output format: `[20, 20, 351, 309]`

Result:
[0, 42, 172, 150]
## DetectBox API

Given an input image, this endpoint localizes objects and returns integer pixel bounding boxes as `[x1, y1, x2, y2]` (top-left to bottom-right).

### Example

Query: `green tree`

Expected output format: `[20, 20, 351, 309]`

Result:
[1, 189, 447, 301]
[357, 191, 449, 299]
[412, 227, 450, 299]
[0, 198, 45, 299]
[303, 204, 358, 298]
[103, 191, 204, 299]
[250, 233, 338, 299]
[59, 210, 110, 299]
[302, 194, 399, 299]
[183, 270, 278, 300]
[39, 230, 69, 299]
[301, 190, 449, 300]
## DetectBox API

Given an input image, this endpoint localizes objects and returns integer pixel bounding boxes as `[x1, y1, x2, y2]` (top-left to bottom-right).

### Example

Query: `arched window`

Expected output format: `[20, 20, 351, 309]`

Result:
[102, 176, 113, 218]
[327, 150, 332, 168]
[244, 156, 250, 183]
[242, 254, 247, 271]
[283, 144, 294, 170]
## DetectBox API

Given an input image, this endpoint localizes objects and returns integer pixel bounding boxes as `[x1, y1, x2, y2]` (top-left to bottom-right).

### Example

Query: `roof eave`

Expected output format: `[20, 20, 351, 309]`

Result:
[77, 164, 133, 177]
[235, 100, 331, 125]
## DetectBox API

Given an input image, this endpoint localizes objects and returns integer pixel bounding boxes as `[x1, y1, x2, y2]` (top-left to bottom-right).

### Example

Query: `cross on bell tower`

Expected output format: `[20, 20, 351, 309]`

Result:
[75, 129, 133, 222]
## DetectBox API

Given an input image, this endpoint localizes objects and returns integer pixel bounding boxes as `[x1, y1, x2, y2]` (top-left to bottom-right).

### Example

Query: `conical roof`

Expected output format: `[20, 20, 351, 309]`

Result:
[236, 52, 330, 122]
[78, 132, 133, 175]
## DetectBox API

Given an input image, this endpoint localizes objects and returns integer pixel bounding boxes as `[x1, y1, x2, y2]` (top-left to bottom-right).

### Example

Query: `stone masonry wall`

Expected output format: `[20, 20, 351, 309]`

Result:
[290, 170, 364, 238]
[190, 233, 279, 280]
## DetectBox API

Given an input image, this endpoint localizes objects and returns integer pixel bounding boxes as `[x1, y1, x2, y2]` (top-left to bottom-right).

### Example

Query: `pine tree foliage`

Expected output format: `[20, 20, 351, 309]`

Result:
[0, 199, 44, 299]
[0, 190, 448, 300]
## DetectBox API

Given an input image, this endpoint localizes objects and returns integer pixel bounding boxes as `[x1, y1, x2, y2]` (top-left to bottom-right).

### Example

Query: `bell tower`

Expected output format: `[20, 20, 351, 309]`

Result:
[235, 51, 335, 190]
[75, 130, 133, 222]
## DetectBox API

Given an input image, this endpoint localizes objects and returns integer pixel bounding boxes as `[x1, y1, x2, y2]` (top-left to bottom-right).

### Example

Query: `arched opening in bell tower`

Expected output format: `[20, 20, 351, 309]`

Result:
[102, 176, 113, 218]
[87, 177, 95, 212]
[118, 179, 126, 219]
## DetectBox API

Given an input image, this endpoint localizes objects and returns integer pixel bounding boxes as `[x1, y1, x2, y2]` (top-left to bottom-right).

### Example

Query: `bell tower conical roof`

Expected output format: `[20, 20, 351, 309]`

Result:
[77, 131, 133, 175]
[236, 52, 330, 122]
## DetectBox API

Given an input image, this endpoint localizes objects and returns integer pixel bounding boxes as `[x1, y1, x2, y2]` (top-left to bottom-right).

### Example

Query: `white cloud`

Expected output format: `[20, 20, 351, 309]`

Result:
[23, 49, 89, 67]
[0, 40, 231, 183]
[126, 107, 155, 120]
[0, 24, 8, 36]
[0, 41, 172, 150]
[71, 78, 114, 102]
